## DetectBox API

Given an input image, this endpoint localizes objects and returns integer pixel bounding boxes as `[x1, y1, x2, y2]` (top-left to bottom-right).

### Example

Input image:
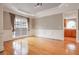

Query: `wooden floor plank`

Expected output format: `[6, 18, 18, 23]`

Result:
[0, 37, 79, 55]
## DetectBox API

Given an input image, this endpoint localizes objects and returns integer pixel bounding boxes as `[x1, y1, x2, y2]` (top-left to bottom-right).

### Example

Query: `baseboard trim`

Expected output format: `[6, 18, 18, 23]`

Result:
[34, 36, 64, 41]
[0, 50, 4, 53]
[4, 36, 28, 42]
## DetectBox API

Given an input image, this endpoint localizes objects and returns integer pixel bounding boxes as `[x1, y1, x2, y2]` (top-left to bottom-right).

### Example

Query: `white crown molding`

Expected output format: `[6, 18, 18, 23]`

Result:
[1, 4, 35, 17]
[36, 3, 79, 18]
[1, 3, 79, 18]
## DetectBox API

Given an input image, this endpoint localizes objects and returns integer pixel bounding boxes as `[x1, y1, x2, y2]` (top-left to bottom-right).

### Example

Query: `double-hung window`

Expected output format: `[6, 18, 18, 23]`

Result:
[13, 15, 28, 38]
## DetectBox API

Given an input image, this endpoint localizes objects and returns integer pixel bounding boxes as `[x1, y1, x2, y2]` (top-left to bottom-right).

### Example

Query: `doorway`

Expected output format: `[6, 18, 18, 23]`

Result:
[63, 11, 77, 44]
[64, 18, 76, 43]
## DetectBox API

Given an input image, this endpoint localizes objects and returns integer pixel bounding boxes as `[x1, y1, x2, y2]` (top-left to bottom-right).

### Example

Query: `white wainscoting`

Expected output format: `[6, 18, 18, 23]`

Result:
[77, 30, 79, 42]
[78, 30, 79, 40]
[3, 30, 13, 41]
[0, 34, 4, 51]
[34, 29, 64, 40]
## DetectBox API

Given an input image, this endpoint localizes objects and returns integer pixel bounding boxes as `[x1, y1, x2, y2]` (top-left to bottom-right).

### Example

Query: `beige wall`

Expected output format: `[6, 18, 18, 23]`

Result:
[3, 12, 12, 30]
[0, 6, 4, 51]
[78, 10, 79, 30]
[78, 10, 79, 41]
[28, 17, 36, 36]
[35, 14, 63, 30]
[32, 14, 64, 40]
[3, 11, 13, 41]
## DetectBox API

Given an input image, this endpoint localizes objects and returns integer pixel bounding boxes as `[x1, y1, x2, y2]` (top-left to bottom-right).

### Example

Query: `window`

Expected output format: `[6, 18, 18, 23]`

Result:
[13, 15, 28, 38]
[66, 20, 76, 29]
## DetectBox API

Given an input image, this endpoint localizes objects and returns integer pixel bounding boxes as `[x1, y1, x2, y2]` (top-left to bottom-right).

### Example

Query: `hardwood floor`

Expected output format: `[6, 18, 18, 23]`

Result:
[28, 37, 65, 55]
[2, 38, 28, 55]
[28, 37, 79, 55]
[0, 37, 79, 55]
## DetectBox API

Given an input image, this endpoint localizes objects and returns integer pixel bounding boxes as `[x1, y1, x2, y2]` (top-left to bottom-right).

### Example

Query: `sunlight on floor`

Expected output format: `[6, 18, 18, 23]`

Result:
[65, 43, 76, 54]
[13, 38, 28, 55]
[67, 43, 76, 50]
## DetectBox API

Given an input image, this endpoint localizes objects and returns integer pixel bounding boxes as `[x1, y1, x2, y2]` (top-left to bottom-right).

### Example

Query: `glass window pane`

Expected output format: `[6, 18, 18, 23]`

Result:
[13, 16, 28, 38]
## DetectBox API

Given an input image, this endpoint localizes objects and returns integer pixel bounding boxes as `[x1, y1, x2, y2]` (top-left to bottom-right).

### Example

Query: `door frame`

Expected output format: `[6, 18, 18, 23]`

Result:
[63, 10, 78, 42]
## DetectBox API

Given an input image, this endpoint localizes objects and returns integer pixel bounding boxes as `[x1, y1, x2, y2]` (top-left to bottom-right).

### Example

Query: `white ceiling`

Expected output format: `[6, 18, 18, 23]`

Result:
[1, 3, 79, 18]
[8, 3, 61, 14]
[2, 3, 61, 14]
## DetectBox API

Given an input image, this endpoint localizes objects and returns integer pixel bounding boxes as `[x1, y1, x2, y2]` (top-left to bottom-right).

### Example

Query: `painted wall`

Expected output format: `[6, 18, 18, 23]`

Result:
[78, 10, 79, 41]
[3, 11, 13, 41]
[28, 17, 36, 36]
[0, 6, 4, 51]
[33, 14, 64, 40]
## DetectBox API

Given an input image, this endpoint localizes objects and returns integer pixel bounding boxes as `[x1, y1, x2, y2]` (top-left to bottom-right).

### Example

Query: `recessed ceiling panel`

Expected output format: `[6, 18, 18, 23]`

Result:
[8, 3, 61, 14]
